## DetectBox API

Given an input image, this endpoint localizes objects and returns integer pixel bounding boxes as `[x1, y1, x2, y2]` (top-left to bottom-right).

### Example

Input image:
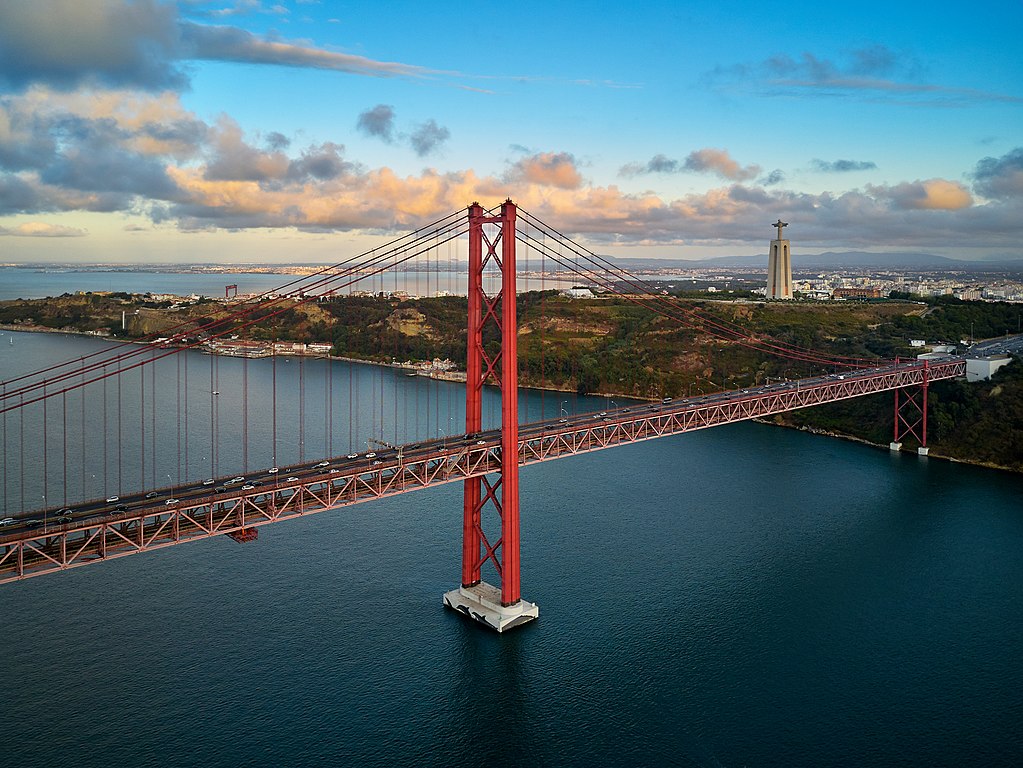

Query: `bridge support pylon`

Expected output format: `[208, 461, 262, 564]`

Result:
[443, 200, 538, 632]
[890, 360, 929, 455]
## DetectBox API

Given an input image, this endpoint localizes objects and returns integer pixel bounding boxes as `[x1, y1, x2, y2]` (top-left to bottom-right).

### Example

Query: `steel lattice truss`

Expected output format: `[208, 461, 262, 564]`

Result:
[0, 359, 964, 584]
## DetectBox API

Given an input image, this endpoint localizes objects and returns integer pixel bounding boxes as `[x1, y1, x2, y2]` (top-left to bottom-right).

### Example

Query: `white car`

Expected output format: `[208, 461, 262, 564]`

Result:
[314, 461, 330, 468]
[202, 478, 215, 486]
[286, 476, 299, 482]
[0, 517, 14, 526]
[106, 495, 119, 503]
[365, 452, 377, 459]
[268, 467, 279, 474]
[165, 498, 179, 505]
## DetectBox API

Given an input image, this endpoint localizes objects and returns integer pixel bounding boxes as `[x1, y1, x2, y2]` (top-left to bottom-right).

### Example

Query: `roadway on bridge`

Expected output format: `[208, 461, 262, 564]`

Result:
[0, 358, 961, 542]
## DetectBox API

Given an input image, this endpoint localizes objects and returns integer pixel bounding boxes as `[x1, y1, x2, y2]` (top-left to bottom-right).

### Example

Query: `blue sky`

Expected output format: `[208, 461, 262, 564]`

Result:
[0, 0, 1021, 263]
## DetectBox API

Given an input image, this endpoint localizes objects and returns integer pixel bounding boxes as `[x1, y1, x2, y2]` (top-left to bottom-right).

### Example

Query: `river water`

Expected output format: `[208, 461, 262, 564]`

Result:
[1, 331, 1022, 767]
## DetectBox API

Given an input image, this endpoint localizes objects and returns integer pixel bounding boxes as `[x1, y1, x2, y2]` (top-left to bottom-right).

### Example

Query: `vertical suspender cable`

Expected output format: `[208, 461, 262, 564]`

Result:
[328, 355, 333, 458]
[209, 353, 215, 480]
[214, 353, 220, 477]
[177, 353, 181, 484]
[20, 392, 25, 513]
[299, 354, 305, 463]
[272, 344, 277, 468]
[62, 390, 67, 507]
[80, 358, 86, 499]
[151, 350, 157, 488]
[243, 355, 249, 470]
[184, 351, 189, 481]
[43, 382, 48, 509]
[140, 360, 145, 489]
[2, 383, 6, 514]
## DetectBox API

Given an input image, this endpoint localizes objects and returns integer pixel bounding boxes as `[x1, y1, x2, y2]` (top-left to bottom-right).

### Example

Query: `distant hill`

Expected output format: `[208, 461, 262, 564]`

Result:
[607, 252, 1023, 271]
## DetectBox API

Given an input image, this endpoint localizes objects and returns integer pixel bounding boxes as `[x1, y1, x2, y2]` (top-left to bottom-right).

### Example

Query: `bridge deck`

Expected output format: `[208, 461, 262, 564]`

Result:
[0, 359, 964, 583]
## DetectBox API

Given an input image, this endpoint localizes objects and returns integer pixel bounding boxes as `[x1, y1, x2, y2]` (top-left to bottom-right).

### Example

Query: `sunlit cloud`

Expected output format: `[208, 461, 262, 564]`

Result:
[866, 179, 973, 210]
[0, 221, 87, 237]
[506, 152, 583, 190]
[620, 149, 760, 181]
[0, 89, 1019, 250]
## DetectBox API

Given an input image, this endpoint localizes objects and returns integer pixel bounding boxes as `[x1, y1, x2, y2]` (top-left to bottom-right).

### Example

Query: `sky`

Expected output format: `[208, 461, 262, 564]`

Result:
[0, 0, 1021, 264]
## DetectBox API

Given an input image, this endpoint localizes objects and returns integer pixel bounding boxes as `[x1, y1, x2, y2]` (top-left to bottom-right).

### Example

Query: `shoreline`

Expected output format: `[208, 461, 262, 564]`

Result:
[4, 324, 1017, 476]
[754, 417, 1020, 475]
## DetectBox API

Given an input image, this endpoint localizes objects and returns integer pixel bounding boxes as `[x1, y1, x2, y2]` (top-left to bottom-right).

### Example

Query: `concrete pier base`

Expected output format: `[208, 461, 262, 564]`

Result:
[443, 581, 538, 633]
[889, 441, 902, 452]
[917, 446, 929, 456]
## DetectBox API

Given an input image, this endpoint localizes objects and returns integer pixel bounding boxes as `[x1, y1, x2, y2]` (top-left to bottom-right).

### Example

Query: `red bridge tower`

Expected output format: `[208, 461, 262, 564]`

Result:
[443, 200, 539, 632]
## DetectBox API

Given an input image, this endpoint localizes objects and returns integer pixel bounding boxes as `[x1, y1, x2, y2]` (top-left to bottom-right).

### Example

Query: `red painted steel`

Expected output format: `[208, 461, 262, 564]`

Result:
[462, 203, 484, 587]
[893, 360, 929, 448]
[0, 359, 966, 585]
[460, 200, 523, 606]
[499, 202, 521, 606]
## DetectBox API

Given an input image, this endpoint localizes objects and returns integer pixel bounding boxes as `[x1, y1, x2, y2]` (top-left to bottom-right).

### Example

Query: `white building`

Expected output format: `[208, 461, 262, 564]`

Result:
[966, 355, 1013, 382]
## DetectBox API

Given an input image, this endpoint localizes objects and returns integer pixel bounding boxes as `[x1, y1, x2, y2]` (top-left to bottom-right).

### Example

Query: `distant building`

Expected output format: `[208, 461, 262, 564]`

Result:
[966, 355, 1013, 382]
[562, 286, 594, 299]
[909, 339, 926, 348]
[832, 287, 883, 299]
[766, 219, 793, 299]
[273, 341, 307, 355]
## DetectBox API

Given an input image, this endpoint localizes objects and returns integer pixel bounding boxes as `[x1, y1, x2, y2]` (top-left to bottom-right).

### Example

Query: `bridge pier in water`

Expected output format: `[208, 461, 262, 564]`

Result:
[443, 200, 539, 632]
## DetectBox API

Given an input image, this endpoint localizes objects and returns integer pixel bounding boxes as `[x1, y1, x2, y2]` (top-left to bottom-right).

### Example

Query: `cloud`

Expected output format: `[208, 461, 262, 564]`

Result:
[0, 0, 434, 93]
[684, 149, 761, 181]
[0, 90, 1018, 250]
[867, 179, 973, 210]
[971, 147, 1023, 200]
[0, 221, 87, 237]
[505, 152, 582, 189]
[357, 105, 395, 142]
[708, 45, 1023, 106]
[621, 149, 760, 181]
[810, 158, 878, 173]
[0, 1, 185, 91]
[178, 22, 428, 78]
[761, 169, 785, 186]
[409, 120, 450, 157]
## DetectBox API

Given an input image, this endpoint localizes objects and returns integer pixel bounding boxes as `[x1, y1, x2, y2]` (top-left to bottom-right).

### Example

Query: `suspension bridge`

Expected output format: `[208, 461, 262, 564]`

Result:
[0, 201, 965, 631]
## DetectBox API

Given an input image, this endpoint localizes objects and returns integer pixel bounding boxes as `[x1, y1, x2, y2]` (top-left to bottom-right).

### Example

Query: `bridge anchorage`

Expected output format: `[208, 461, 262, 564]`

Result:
[443, 200, 538, 632]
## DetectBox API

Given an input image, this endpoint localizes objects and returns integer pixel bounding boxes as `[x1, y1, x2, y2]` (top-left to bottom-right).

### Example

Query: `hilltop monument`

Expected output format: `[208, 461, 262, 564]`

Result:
[766, 219, 793, 299]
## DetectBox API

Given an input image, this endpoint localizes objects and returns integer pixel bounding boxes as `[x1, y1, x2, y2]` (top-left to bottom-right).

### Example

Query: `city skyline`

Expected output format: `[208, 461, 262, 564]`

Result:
[0, 0, 1021, 263]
